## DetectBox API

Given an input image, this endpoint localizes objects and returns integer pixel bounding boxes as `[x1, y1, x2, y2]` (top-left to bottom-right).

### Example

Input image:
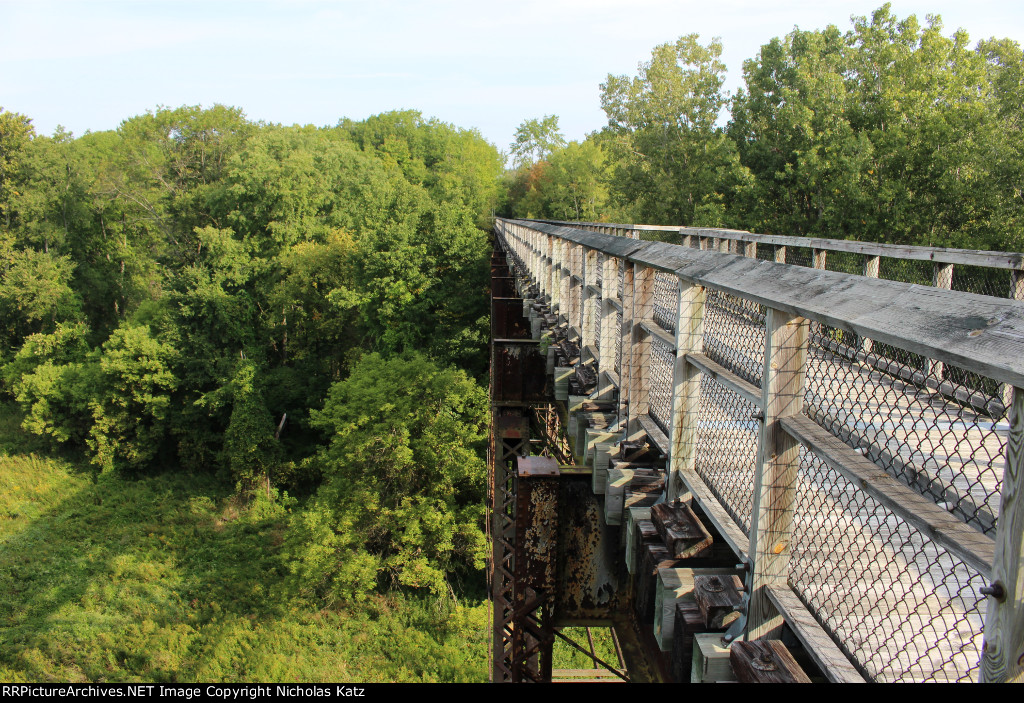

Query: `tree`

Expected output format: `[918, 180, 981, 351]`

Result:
[0, 108, 34, 228]
[284, 352, 488, 601]
[729, 5, 1010, 247]
[600, 35, 749, 225]
[87, 324, 178, 473]
[513, 139, 613, 221]
[224, 359, 281, 495]
[509, 115, 566, 168]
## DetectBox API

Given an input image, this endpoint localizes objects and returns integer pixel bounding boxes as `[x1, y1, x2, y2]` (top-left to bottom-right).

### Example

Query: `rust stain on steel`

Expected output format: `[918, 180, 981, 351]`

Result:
[516, 474, 559, 592]
[554, 476, 623, 622]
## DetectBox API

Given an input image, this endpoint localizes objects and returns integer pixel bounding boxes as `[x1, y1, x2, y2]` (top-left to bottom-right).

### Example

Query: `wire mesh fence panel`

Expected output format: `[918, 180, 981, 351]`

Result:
[805, 324, 1006, 535]
[694, 372, 760, 533]
[755, 244, 776, 261]
[824, 249, 865, 276]
[880, 257, 933, 287]
[594, 296, 601, 352]
[637, 229, 681, 244]
[653, 271, 677, 333]
[649, 334, 675, 435]
[703, 290, 766, 387]
[789, 448, 987, 682]
[953, 264, 1012, 299]
[595, 252, 603, 288]
[786, 246, 813, 268]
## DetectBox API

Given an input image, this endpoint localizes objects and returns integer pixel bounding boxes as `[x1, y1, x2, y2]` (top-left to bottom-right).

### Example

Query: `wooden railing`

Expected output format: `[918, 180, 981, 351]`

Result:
[534, 218, 1024, 301]
[495, 217, 1024, 683]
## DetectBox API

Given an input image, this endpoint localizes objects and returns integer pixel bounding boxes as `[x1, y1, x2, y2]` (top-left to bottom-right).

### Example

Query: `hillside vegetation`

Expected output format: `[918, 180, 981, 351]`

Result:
[0, 107, 500, 681]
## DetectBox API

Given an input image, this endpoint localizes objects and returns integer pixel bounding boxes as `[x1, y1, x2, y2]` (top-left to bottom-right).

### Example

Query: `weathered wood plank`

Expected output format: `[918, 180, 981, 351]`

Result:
[640, 318, 676, 351]
[684, 352, 763, 410]
[656, 567, 742, 653]
[693, 574, 744, 629]
[672, 601, 706, 681]
[982, 386, 1024, 682]
[636, 413, 670, 456]
[730, 640, 811, 683]
[780, 413, 995, 576]
[747, 308, 809, 641]
[638, 543, 676, 624]
[764, 584, 866, 683]
[601, 368, 620, 388]
[691, 632, 736, 683]
[675, 469, 750, 563]
[650, 501, 713, 559]
[626, 507, 653, 574]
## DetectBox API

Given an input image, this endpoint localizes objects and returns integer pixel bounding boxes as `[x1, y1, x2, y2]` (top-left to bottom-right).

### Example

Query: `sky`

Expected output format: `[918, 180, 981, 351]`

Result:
[2, 0, 1023, 155]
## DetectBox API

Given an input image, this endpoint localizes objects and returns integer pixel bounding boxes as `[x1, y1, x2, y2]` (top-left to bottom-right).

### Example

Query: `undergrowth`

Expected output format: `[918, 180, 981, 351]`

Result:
[0, 404, 488, 683]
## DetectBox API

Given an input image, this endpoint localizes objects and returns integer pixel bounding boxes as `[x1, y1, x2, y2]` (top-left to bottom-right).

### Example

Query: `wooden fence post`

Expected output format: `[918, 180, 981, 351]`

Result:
[746, 307, 810, 641]
[544, 234, 555, 307]
[981, 386, 1024, 683]
[583, 248, 598, 357]
[812, 248, 827, 270]
[624, 263, 654, 440]
[668, 278, 706, 501]
[598, 255, 620, 400]
[928, 263, 954, 380]
[861, 255, 881, 353]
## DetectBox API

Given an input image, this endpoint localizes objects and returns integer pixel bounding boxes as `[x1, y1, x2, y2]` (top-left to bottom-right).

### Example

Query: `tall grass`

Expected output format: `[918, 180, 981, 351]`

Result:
[0, 405, 487, 683]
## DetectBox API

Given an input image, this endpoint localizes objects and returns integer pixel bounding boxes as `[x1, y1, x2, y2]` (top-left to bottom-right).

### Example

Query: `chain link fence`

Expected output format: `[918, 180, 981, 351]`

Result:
[790, 448, 987, 682]
[704, 290, 766, 387]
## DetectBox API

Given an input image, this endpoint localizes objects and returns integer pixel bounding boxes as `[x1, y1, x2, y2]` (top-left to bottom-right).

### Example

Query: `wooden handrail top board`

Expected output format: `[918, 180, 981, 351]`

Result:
[637, 414, 670, 455]
[500, 219, 1024, 388]
[532, 218, 1024, 270]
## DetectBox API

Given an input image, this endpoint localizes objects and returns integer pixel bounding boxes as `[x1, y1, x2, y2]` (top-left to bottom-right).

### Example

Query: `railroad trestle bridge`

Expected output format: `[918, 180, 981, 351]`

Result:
[487, 217, 1024, 683]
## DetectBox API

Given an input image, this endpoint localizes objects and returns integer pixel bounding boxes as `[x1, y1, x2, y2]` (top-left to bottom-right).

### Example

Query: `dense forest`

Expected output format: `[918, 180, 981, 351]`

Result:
[0, 106, 502, 680]
[1, 3, 1022, 683]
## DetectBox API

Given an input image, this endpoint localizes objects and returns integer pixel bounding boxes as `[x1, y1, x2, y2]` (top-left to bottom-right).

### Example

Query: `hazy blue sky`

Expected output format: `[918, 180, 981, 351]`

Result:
[2, 1, 1022, 154]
